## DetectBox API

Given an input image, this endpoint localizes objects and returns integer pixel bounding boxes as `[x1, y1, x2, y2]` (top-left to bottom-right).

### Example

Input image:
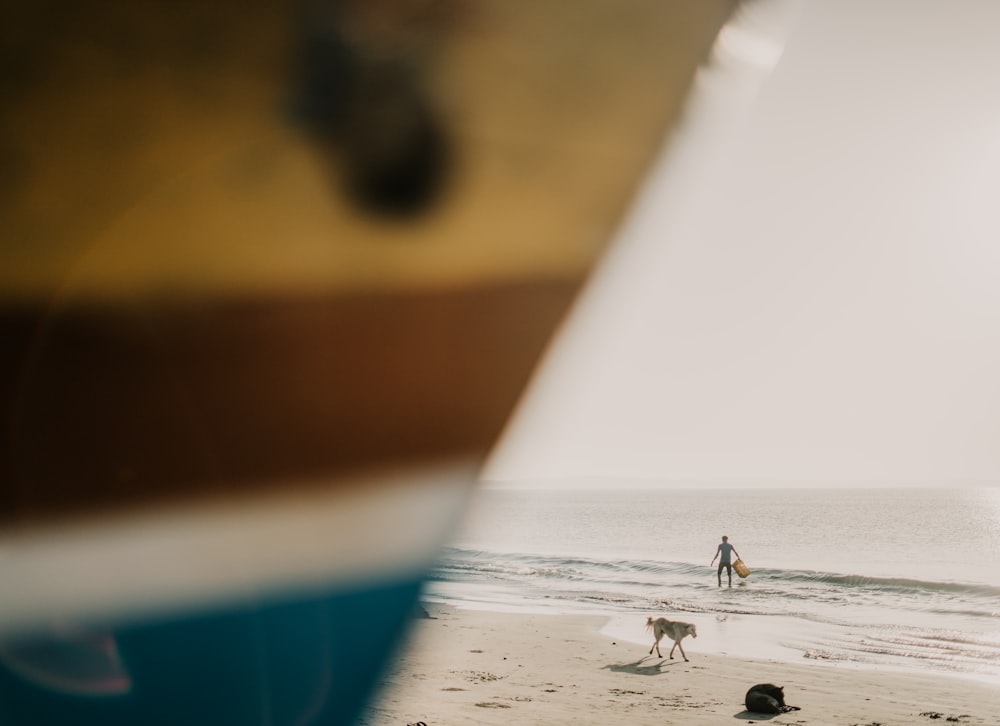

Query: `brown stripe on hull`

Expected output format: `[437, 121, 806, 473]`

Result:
[0, 279, 577, 524]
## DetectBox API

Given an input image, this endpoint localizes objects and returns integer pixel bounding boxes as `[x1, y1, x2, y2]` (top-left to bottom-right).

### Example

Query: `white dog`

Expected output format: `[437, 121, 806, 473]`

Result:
[646, 616, 697, 661]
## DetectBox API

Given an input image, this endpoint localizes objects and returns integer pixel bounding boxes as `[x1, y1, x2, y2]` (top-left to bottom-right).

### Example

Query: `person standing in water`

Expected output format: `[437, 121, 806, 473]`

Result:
[710, 535, 741, 587]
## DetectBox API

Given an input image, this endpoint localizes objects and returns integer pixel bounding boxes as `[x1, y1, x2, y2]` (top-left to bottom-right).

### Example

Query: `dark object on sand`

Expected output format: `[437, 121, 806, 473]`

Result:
[744, 683, 801, 714]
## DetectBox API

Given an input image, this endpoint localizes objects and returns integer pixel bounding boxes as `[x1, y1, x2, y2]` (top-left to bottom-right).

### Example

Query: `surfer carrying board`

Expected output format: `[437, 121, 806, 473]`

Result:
[710, 535, 741, 588]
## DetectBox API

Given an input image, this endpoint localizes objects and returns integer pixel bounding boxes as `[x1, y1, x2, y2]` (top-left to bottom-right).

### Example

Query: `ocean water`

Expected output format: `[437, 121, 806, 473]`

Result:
[424, 487, 1000, 682]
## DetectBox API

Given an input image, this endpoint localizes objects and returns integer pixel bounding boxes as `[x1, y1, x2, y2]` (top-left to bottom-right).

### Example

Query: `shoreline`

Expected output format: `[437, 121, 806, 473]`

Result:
[362, 603, 1000, 725]
[422, 581, 1000, 687]
[598, 610, 1000, 689]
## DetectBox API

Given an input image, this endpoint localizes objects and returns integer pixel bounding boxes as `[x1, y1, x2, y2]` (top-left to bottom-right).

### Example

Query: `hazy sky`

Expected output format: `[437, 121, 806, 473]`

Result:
[484, 0, 1000, 487]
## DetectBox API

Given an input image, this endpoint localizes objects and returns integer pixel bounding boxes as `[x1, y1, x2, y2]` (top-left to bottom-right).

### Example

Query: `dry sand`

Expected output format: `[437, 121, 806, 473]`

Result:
[362, 604, 1000, 725]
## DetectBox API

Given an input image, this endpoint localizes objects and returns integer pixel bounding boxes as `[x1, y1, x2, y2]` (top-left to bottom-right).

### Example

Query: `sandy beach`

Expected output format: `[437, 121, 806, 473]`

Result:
[362, 604, 1000, 725]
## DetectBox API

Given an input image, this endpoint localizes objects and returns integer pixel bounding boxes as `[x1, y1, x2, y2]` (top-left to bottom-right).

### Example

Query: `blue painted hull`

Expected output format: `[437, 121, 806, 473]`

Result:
[0, 579, 423, 725]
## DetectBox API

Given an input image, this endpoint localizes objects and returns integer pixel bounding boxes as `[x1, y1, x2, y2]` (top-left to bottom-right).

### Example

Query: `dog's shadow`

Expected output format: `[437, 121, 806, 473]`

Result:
[733, 711, 779, 721]
[602, 655, 685, 676]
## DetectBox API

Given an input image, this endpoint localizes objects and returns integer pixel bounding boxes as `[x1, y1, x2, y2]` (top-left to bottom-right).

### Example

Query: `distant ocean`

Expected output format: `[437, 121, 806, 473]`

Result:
[424, 487, 1000, 682]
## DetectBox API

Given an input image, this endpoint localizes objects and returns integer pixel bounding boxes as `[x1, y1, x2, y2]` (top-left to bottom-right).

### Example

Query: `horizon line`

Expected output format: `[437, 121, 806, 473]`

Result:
[477, 478, 1000, 490]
